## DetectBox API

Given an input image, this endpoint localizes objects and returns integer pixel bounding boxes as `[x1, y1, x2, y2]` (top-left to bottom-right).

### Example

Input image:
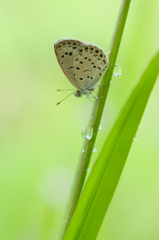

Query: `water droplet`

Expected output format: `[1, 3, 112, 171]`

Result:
[133, 135, 137, 144]
[113, 63, 122, 76]
[96, 96, 98, 100]
[82, 125, 93, 140]
[92, 145, 97, 152]
[151, 91, 154, 94]
[86, 168, 90, 172]
[82, 149, 85, 152]
[110, 81, 112, 84]
[98, 125, 102, 130]
[107, 49, 110, 58]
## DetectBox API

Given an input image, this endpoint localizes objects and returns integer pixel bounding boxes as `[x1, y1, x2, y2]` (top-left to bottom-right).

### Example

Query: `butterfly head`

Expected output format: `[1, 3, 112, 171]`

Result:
[74, 90, 83, 98]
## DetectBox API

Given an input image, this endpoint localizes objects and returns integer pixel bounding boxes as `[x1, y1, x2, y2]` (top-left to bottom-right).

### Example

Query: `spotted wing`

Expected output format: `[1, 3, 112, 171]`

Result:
[73, 44, 109, 92]
[54, 39, 84, 90]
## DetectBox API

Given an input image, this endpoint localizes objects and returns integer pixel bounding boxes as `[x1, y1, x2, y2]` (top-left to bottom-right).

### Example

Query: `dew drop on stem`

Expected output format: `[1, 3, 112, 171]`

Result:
[92, 145, 97, 152]
[82, 125, 93, 140]
[113, 63, 122, 76]
[98, 125, 102, 130]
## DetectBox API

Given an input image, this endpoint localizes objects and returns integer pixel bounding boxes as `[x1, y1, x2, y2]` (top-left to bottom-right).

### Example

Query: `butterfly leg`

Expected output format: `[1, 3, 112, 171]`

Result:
[86, 97, 94, 103]
[97, 84, 107, 88]
[86, 93, 98, 103]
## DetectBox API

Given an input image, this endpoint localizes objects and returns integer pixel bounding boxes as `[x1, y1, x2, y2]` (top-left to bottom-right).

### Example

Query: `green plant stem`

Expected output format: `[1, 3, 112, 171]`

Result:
[58, 1, 131, 239]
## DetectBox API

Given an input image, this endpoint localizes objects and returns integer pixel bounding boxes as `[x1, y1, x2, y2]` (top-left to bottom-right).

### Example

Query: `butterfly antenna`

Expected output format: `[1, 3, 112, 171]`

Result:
[56, 92, 74, 105]
[57, 89, 75, 91]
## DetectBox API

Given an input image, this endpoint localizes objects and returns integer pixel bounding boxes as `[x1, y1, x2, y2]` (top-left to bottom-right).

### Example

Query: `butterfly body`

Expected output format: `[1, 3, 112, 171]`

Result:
[54, 39, 109, 98]
[74, 88, 95, 98]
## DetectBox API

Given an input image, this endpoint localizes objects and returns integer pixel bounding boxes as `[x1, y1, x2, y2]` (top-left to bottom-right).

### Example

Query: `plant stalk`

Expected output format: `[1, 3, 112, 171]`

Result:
[58, 0, 131, 239]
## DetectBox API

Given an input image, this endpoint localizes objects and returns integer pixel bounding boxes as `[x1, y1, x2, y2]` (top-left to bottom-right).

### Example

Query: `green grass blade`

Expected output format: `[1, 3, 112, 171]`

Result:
[58, 2, 131, 238]
[63, 51, 159, 240]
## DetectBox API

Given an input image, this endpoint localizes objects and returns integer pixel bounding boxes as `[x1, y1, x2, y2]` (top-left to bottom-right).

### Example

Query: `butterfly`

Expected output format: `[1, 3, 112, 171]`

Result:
[54, 39, 109, 104]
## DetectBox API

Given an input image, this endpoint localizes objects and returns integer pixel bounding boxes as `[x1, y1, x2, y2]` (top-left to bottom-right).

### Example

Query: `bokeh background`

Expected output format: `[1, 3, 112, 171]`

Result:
[0, 0, 159, 239]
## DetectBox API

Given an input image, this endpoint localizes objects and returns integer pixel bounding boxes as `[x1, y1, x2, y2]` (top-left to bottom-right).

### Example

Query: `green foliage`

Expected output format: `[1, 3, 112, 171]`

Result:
[63, 51, 159, 240]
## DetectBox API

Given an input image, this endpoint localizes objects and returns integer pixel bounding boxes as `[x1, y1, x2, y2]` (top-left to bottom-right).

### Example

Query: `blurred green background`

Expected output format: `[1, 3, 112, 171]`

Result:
[0, 0, 159, 239]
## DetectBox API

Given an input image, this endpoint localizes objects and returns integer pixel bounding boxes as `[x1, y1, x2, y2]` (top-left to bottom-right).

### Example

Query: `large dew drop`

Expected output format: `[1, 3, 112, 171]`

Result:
[113, 63, 122, 76]
[82, 125, 93, 140]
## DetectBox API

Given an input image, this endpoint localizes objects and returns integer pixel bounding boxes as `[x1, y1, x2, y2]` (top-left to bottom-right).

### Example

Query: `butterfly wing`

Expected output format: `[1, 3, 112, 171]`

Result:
[73, 44, 109, 92]
[54, 39, 85, 90]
